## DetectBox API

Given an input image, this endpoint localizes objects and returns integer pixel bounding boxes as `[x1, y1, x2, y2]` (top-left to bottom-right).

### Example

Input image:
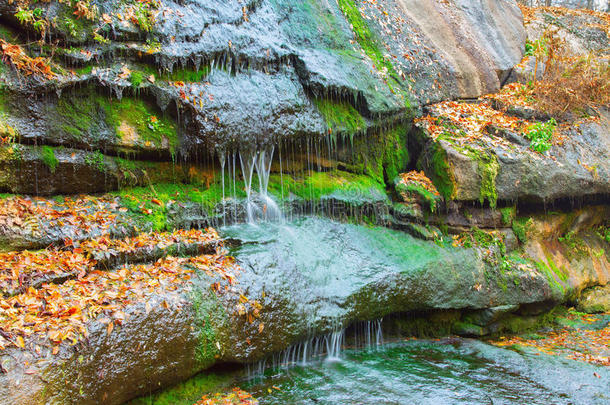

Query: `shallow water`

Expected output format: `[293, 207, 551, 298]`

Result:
[245, 339, 610, 405]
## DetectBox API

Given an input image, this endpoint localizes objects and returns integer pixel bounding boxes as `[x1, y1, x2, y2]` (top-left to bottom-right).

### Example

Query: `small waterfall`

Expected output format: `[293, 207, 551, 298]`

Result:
[353, 319, 384, 349]
[247, 319, 384, 378]
[239, 148, 257, 223]
[238, 146, 282, 223]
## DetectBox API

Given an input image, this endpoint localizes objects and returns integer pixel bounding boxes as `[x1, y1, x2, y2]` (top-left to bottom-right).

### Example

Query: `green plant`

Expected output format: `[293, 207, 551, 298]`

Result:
[513, 217, 534, 244]
[595, 225, 610, 244]
[84, 151, 105, 172]
[40, 145, 58, 173]
[14, 7, 46, 36]
[500, 207, 516, 226]
[524, 118, 556, 153]
[63, 18, 78, 38]
[93, 32, 109, 44]
[129, 71, 144, 88]
[147, 115, 160, 131]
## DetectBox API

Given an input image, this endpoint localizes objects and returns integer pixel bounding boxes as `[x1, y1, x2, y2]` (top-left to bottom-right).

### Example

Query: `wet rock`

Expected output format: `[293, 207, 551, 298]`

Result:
[418, 110, 610, 205]
[0, 0, 527, 165]
[454, 322, 488, 337]
[576, 284, 610, 313]
[463, 304, 520, 327]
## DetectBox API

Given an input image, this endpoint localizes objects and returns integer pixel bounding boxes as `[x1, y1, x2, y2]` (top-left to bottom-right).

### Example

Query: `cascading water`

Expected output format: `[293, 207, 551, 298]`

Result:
[238, 146, 282, 223]
[247, 319, 384, 378]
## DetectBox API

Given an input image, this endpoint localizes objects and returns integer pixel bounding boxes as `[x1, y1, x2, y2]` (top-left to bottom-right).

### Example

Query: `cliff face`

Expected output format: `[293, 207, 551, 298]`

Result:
[0, 2, 608, 404]
[0, 0, 526, 194]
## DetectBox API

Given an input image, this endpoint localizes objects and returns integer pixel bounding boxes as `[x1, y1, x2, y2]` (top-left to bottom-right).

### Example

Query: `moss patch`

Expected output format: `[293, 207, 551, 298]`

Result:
[351, 124, 410, 185]
[129, 70, 144, 88]
[103, 97, 178, 155]
[55, 95, 98, 141]
[500, 207, 516, 226]
[127, 371, 232, 405]
[40, 145, 58, 173]
[112, 180, 245, 231]
[189, 288, 223, 367]
[512, 217, 534, 244]
[477, 153, 499, 208]
[425, 143, 456, 200]
[54, 90, 178, 153]
[267, 170, 387, 204]
[313, 98, 365, 142]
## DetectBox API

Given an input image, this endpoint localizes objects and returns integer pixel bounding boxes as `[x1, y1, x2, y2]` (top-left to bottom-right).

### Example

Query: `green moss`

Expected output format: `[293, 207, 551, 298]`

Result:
[499, 310, 559, 335]
[500, 207, 516, 226]
[313, 98, 365, 142]
[267, 170, 387, 204]
[391, 311, 461, 338]
[101, 96, 178, 155]
[595, 225, 610, 244]
[130, 63, 211, 83]
[351, 124, 409, 186]
[40, 146, 58, 173]
[190, 289, 222, 367]
[382, 125, 410, 184]
[113, 181, 245, 231]
[55, 95, 98, 140]
[558, 230, 588, 259]
[395, 181, 439, 213]
[427, 143, 455, 200]
[55, 5, 94, 41]
[512, 217, 533, 244]
[166, 66, 210, 83]
[477, 153, 499, 208]
[75, 65, 93, 76]
[337, 0, 387, 70]
[84, 151, 105, 172]
[535, 258, 567, 296]
[337, 0, 412, 110]
[129, 71, 144, 88]
[127, 372, 233, 405]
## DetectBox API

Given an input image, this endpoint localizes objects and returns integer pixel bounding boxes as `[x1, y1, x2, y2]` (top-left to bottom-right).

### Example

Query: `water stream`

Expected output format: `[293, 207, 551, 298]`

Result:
[245, 338, 609, 405]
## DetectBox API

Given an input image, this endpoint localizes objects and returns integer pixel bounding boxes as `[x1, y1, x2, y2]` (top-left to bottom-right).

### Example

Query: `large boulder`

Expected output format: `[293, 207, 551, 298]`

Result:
[0, 212, 610, 404]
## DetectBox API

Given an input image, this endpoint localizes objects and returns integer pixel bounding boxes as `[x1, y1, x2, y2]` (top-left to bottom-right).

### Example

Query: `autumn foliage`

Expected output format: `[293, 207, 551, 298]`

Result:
[0, 38, 55, 78]
[0, 225, 241, 353]
[195, 388, 258, 405]
[531, 33, 610, 116]
[492, 309, 610, 367]
[518, 5, 610, 116]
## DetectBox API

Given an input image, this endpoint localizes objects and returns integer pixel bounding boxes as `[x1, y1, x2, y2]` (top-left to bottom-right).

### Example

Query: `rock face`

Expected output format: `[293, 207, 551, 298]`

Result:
[0, 211, 607, 405]
[518, 0, 609, 12]
[0, 0, 525, 194]
[417, 108, 610, 204]
[577, 285, 610, 313]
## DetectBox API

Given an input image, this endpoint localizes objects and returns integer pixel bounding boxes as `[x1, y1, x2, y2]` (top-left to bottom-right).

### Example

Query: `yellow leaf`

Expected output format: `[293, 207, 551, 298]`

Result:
[16, 336, 25, 348]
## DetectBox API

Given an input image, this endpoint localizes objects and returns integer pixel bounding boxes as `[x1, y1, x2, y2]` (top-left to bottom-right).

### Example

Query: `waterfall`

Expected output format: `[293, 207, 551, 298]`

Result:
[238, 146, 282, 223]
[247, 319, 384, 378]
